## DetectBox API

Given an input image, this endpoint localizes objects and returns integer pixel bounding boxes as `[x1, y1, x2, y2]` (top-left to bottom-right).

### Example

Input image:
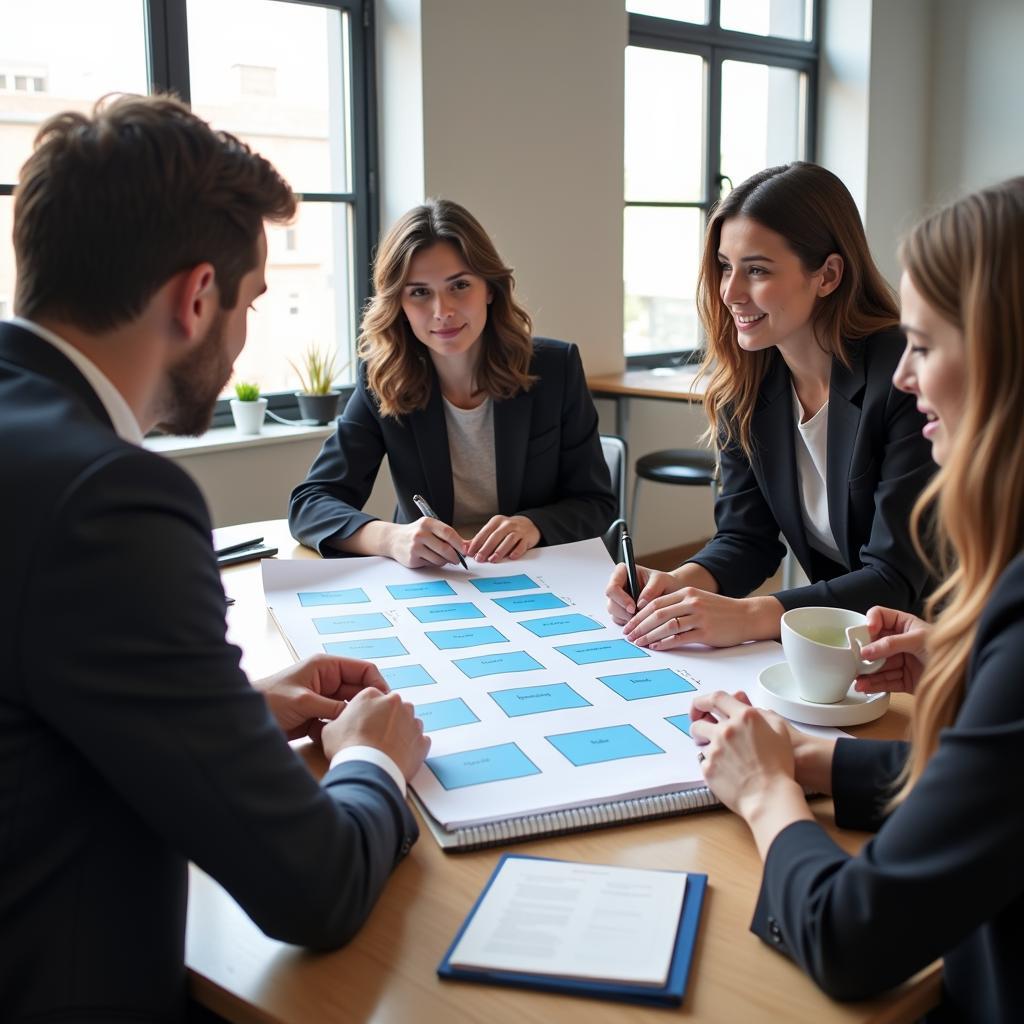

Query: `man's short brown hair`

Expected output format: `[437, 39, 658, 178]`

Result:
[13, 93, 296, 331]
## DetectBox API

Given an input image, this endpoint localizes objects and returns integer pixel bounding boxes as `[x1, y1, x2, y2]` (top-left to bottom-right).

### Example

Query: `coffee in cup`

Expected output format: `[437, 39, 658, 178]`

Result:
[780, 607, 886, 704]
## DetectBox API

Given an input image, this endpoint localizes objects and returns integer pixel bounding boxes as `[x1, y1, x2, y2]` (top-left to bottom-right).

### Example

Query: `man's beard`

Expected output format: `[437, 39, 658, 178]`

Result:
[157, 310, 233, 436]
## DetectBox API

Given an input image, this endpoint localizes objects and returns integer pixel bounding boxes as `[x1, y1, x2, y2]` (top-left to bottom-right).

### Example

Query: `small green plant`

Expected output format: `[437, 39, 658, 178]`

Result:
[234, 380, 261, 402]
[289, 344, 341, 395]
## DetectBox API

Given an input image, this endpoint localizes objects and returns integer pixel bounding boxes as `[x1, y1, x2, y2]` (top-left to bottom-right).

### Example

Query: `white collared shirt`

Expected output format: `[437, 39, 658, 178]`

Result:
[7, 316, 144, 445]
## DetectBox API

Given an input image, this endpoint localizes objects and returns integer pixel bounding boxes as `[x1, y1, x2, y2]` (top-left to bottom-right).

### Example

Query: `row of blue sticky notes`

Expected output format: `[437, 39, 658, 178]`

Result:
[597, 668, 697, 701]
[469, 574, 539, 594]
[453, 650, 544, 679]
[554, 638, 649, 666]
[324, 637, 408, 659]
[298, 587, 369, 606]
[409, 601, 484, 624]
[427, 742, 541, 789]
[489, 682, 591, 718]
[387, 580, 456, 600]
[426, 625, 508, 651]
[312, 612, 391, 635]
[492, 592, 567, 613]
[519, 613, 603, 639]
[381, 664, 436, 690]
[546, 724, 664, 766]
[415, 697, 479, 732]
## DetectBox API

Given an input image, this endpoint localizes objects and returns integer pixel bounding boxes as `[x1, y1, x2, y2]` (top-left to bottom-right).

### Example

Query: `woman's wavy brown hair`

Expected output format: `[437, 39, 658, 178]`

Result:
[359, 198, 535, 417]
[696, 162, 898, 454]
[892, 177, 1024, 804]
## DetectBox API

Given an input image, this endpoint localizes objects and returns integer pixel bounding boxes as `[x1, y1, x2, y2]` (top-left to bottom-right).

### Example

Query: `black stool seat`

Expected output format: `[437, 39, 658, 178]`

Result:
[635, 448, 717, 487]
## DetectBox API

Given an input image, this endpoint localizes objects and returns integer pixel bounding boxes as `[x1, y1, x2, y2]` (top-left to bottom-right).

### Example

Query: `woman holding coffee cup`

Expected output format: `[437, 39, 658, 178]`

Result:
[606, 162, 935, 649]
[690, 178, 1024, 1020]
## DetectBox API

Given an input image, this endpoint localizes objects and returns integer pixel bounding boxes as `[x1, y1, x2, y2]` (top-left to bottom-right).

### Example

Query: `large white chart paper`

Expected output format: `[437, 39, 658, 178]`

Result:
[263, 539, 795, 830]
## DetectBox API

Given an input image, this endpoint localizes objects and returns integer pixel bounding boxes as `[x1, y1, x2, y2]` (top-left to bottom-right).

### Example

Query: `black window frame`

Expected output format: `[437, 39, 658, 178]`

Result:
[625, 0, 820, 368]
[0, 0, 378, 427]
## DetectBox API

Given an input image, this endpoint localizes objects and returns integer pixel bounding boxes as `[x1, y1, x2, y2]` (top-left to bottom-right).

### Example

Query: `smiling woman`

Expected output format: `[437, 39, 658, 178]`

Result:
[606, 162, 937, 650]
[289, 198, 616, 568]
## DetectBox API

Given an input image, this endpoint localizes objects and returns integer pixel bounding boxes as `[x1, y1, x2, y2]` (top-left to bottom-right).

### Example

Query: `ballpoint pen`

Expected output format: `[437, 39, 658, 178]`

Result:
[620, 525, 640, 606]
[411, 493, 469, 569]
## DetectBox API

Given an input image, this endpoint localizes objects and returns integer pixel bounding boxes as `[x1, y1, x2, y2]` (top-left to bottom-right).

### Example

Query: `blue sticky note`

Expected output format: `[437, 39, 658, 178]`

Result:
[323, 637, 408, 659]
[666, 713, 692, 736]
[312, 612, 391, 635]
[519, 613, 604, 639]
[453, 651, 544, 679]
[492, 592, 568, 613]
[546, 724, 665, 767]
[489, 682, 591, 718]
[381, 664, 437, 690]
[298, 588, 369, 607]
[597, 668, 698, 701]
[386, 580, 456, 600]
[427, 742, 541, 790]
[469, 574, 540, 594]
[554, 639, 650, 666]
[425, 625, 508, 650]
[415, 698, 480, 732]
[408, 602, 485, 624]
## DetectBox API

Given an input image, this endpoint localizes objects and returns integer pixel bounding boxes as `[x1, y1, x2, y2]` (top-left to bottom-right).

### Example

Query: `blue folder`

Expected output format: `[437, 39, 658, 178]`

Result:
[437, 854, 707, 1006]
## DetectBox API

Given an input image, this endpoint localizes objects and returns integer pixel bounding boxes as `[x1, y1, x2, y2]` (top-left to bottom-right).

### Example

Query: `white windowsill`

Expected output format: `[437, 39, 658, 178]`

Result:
[144, 421, 334, 457]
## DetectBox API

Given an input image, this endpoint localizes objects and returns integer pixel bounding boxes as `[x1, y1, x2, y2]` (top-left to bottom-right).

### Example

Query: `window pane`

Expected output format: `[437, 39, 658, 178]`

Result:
[720, 60, 806, 190]
[0, 0, 148, 182]
[624, 206, 703, 356]
[719, 0, 813, 41]
[186, 0, 350, 195]
[627, 0, 707, 24]
[224, 201, 354, 396]
[625, 47, 705, 203]
[0, 196, 13, 320]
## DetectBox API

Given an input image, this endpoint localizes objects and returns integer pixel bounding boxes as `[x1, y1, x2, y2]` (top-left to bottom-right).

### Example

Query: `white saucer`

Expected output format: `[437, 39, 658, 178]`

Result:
[756, 662, 890, 727]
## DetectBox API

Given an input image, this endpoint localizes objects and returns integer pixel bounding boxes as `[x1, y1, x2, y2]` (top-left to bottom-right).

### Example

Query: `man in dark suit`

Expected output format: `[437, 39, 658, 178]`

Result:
[0, 94, 430, 1023]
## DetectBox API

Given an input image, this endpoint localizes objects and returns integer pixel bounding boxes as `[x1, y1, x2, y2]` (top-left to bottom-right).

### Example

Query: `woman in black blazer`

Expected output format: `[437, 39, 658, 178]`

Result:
[289, 199, 615, 567]
[606, 163, 935, 648]
[691, 178, 1024, 1023]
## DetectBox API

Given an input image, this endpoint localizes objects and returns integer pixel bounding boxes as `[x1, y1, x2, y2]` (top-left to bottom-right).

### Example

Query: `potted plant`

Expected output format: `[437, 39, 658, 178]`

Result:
[229, 381, 268, 435]
[289, 345, 343, 424]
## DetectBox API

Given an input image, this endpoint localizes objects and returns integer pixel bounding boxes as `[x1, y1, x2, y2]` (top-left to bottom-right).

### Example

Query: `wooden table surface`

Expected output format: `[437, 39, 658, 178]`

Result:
[587, 367, 705, 402]
[187, 521, 940, 1024]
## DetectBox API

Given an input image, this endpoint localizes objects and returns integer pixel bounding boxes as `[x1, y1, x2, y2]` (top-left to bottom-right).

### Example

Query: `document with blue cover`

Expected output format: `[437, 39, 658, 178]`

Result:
[439, 855, 706, 1006]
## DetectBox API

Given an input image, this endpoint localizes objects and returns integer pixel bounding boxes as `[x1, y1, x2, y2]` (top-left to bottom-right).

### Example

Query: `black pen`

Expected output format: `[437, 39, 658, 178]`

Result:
[621, 526, 640, 606]
[411, 493, 469, 569]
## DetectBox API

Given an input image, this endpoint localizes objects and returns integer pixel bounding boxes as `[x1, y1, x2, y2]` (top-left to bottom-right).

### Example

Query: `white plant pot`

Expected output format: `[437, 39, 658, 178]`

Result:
[230, 398, 268, 435]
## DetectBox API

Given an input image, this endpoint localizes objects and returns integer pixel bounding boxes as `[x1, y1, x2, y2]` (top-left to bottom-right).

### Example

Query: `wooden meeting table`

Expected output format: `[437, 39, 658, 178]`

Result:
[187, 519, 940, 1024]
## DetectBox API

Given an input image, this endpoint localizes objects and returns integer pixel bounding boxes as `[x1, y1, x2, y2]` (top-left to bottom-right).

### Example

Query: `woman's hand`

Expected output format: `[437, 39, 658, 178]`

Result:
[467, 515, 541, 562]
[854, 606, 930, 694]
[689, 690, 813, 859]
[605, 564, 683, 623]
[623, 589, 784, 648]
[384, 519, 468, 568]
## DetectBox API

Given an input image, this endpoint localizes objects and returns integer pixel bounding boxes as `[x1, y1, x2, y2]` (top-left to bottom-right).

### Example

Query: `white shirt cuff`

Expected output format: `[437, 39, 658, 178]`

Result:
[328, 745, 407, 798]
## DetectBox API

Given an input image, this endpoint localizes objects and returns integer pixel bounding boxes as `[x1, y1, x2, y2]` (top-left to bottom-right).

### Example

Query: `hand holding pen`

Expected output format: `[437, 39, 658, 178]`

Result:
[404, 493, 469, 569]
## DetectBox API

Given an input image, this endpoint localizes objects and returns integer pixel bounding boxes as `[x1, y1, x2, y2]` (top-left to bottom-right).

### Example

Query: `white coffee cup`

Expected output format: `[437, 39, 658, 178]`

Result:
[780, 607, 886, 704]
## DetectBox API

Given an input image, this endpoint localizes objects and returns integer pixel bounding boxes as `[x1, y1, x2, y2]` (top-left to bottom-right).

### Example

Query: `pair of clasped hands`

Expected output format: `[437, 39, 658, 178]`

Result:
[605, 562, 929, 819]
[387, 514, 542, 569]
[255, 654, 431, 782]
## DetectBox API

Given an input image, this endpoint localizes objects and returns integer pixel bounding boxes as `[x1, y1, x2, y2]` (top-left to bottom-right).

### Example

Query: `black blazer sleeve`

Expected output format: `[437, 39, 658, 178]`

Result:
[288, 365, 389, 555]
[25, 451, 417, 950]
[748, 556, 1024, 1013]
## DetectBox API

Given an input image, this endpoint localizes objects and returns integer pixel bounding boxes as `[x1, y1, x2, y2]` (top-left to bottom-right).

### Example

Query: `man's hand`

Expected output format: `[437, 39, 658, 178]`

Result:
[254, 654, 388, 742]
[322, 688, 430, 781]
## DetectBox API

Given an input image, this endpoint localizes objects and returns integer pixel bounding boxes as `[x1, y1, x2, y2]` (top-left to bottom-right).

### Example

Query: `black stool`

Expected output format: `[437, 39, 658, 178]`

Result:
[630, 448, 718, 547]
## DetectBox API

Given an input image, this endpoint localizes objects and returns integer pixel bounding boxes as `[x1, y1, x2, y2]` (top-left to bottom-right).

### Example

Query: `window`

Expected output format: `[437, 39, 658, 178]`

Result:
[624, 0, 818, 364]
[0, 0, 376, 422]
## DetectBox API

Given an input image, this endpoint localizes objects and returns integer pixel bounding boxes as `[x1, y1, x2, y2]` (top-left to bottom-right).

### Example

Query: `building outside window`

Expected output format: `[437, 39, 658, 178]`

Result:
[624, 0, 818, 365]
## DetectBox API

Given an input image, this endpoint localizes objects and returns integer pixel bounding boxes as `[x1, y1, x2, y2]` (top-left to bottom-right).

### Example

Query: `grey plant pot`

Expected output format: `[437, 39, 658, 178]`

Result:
[296, 391, 341, 424]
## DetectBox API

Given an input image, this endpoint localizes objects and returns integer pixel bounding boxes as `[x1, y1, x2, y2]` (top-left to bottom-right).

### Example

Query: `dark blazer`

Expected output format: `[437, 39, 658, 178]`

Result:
[0, 321, 418, 1023]
[750, 552, 1024, 1022]
[289, 337, 616, 555]
[688, 329, 935, 613]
